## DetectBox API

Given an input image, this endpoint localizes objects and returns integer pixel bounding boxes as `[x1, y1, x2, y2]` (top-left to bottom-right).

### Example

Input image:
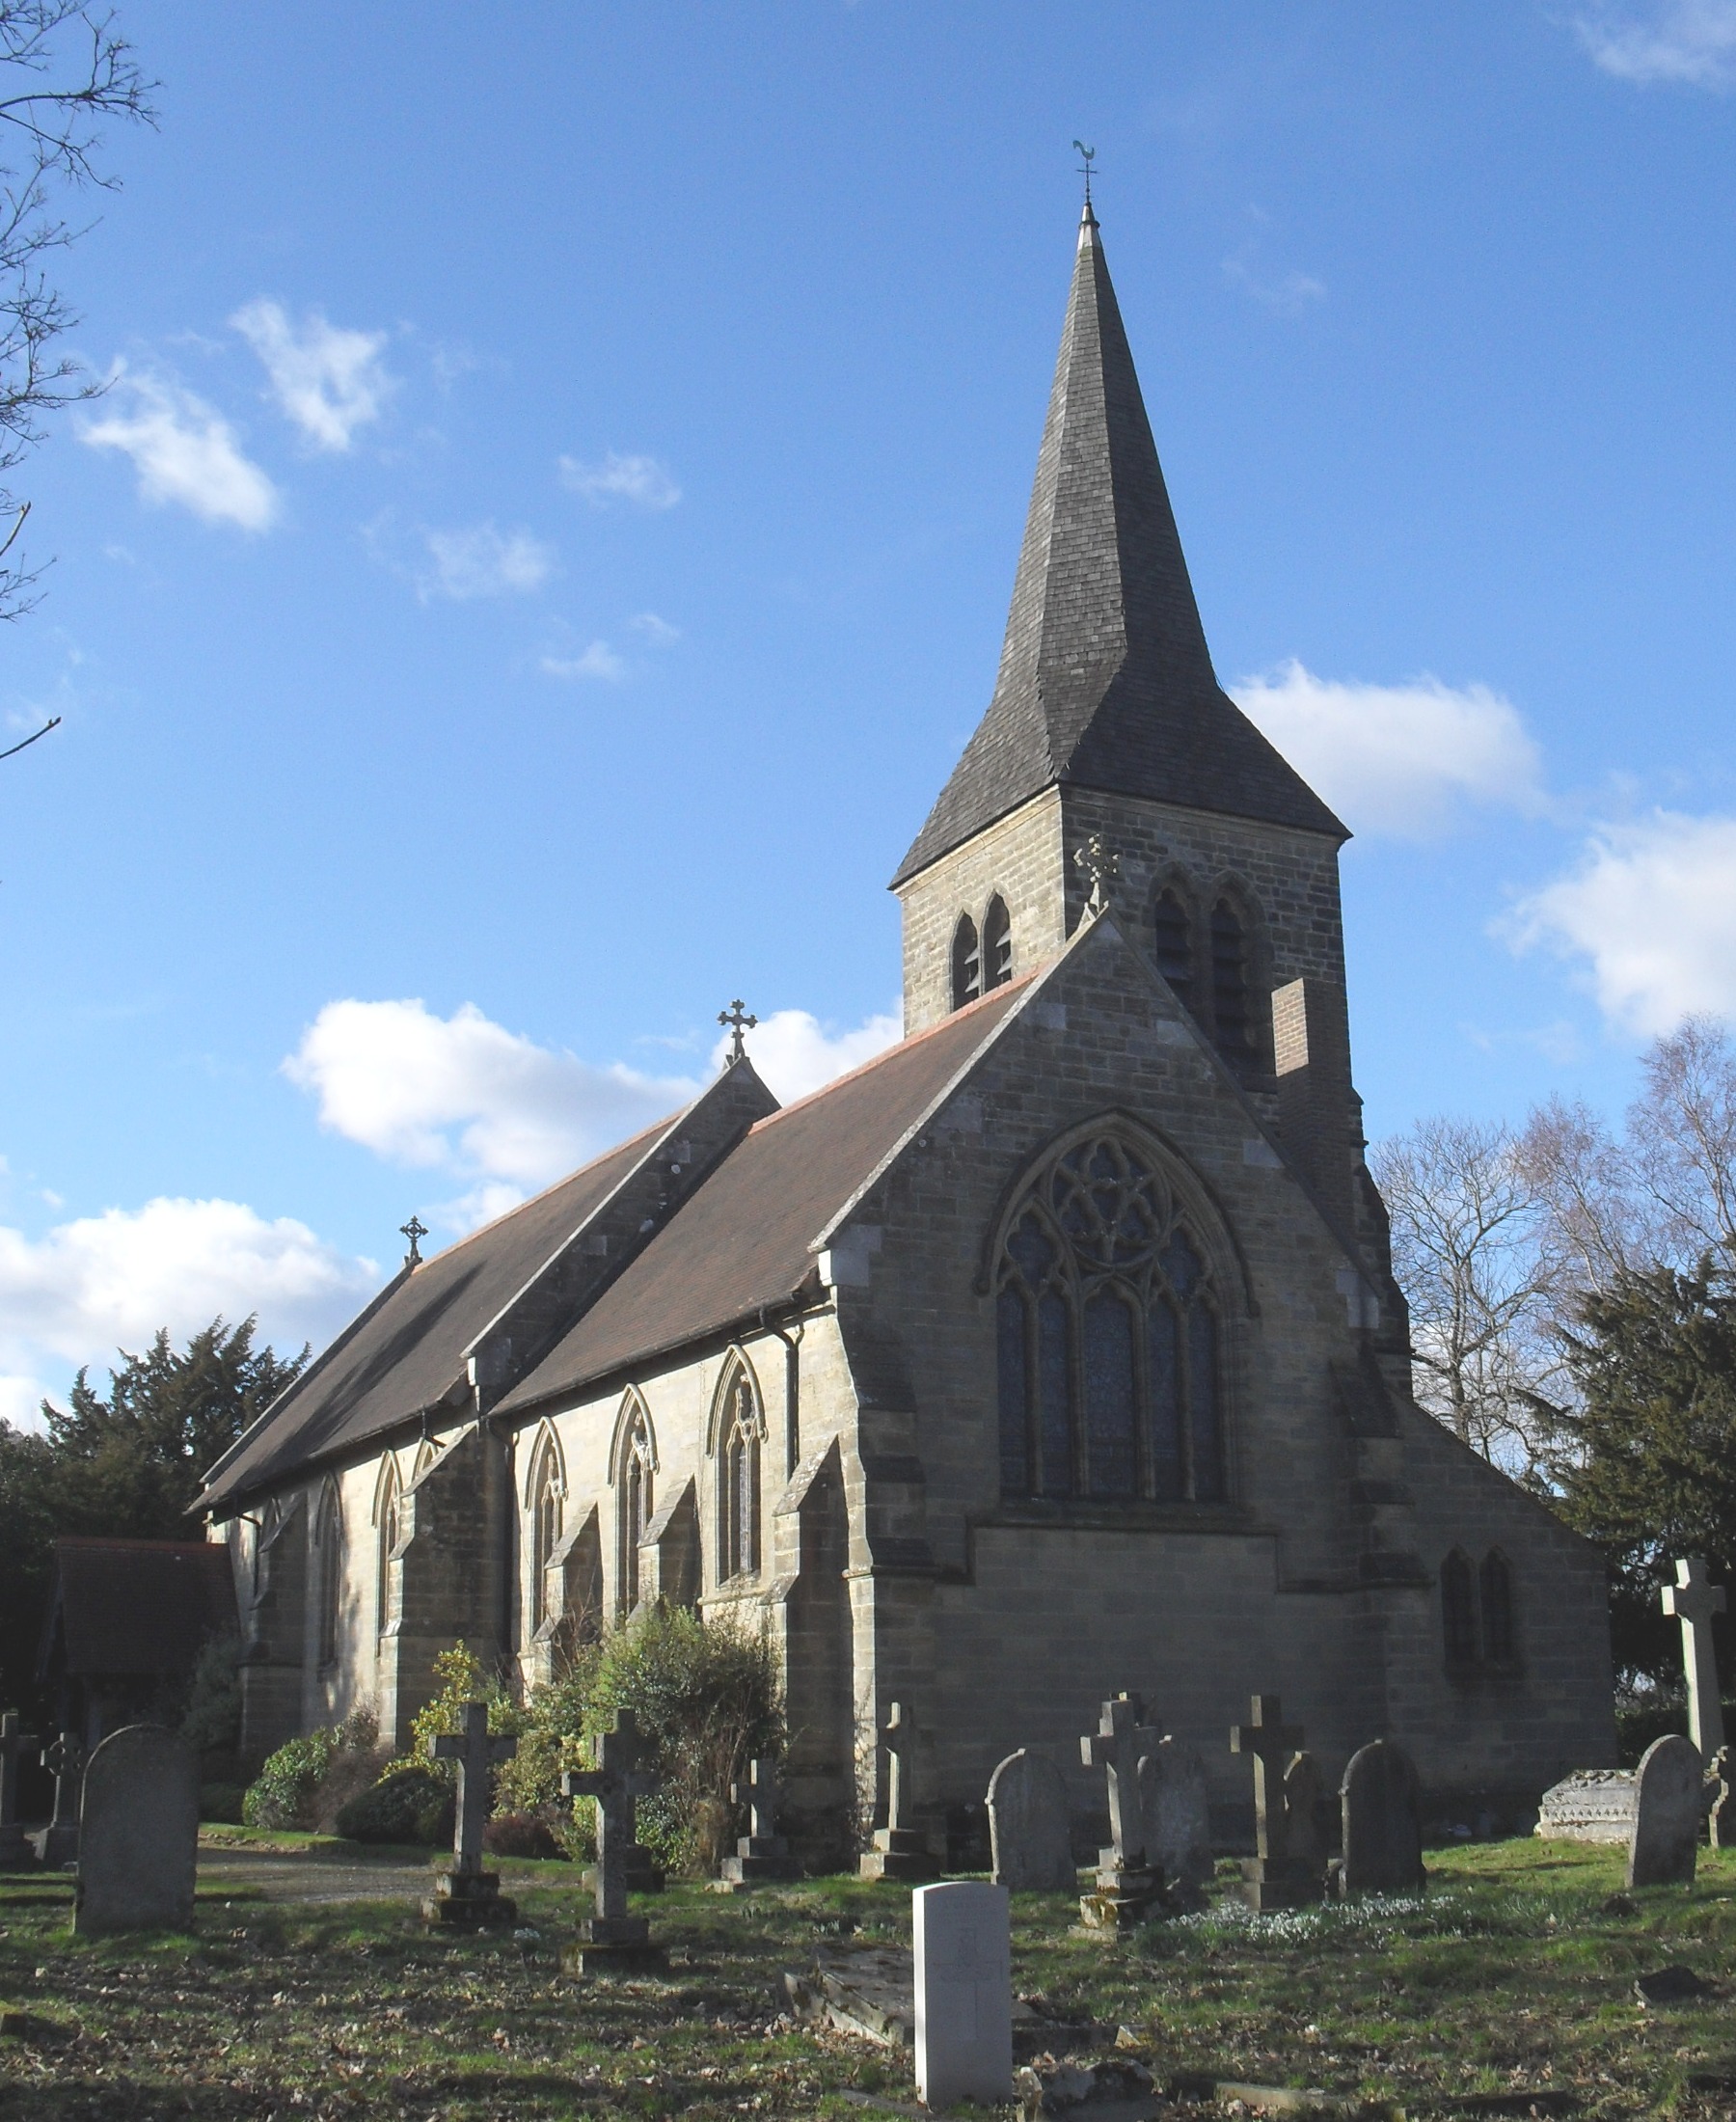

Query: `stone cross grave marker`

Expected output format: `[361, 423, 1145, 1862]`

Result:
[719, 1755, 800, 1885]
[421, 1700, 518, 1928]
[1628, 1733, 1703, 1890]
[1078, 1694, 1163, 1927]
[75, 1724, 198, 1935]
[1137, 1738, 1212, 1900]
[860, 1700, 936, 1881]
[562, 1708, 664, 1971]
[32, 1729, 83, 1867]
[914, 1881, 1013, 2109]
[0, 1710, 41, 1870]
[987, 1749, 1075, 1892]
[1662, 1558, 1729, 1846]
[1231, 1695, 1319, 1911]
[1338, 1740, 1425, 1899]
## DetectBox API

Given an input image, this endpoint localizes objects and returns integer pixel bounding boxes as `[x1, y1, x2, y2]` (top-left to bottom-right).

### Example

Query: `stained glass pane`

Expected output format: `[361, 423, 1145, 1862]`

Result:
[997, 1288, 1030, 1496]
[1039, 1292, 1072, 1498]
[1084, 1292, 1138, 1497]
[1479, 1551, 1513, 1662]
[1188, 1299, 1222, 1501]
[1161, 1230, 1202, 1299]
[1148, 1298, 1181, 1501]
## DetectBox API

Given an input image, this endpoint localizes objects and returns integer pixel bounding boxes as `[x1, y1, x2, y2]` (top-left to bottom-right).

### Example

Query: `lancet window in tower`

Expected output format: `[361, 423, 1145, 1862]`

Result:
[1441, 1550, 1478, 1664]
[314, 1480, 342, 1671]
[1480, 1550, 1515, 1663]
[375, 1458, 400, 1637]
[1152, 887, 1194, 1012]
[983, 895, 1013, 991]
[995, 1130, 1226, 1507]
[618, 1405, 654, 1615]
[1209, 899, 1254, 1063]
[716, 1372, 761, 1583]
[952, 914, 982, 1009]
[529, 1437, 562, 1634]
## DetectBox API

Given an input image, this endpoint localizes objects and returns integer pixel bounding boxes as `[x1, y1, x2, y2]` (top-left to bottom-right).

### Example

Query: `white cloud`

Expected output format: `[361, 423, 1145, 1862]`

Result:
[1222, 257, 1326, 315]
[541, 640, 626, 681]
[1507, 810, 1736, 1033]
[0, 1195, 376, 1428]
[1231, 659, 1545, 838]
[630, 612, 680, 644]
[1572, 0, 1736, 85]
[420, 523, 555, 601]
[711, 1006, 903, 1103]
[559, 450, 681, 510]
[231, 298, 394, 451]
[79, 367, 279, 530]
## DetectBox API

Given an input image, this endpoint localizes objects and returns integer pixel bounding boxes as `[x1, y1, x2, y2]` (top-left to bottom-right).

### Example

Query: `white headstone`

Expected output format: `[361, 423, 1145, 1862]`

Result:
[987, 1749, 1074, 1892]
[1137, 1739, 1211, 1891]
[913, 1881, 1013, 2109]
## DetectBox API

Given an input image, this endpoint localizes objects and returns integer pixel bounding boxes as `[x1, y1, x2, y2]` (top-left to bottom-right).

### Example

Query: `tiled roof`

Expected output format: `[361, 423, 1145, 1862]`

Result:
[498, 980, 1033, 1413]
[893, 206, 1343, 887]
[41, 1537, 237, 1680]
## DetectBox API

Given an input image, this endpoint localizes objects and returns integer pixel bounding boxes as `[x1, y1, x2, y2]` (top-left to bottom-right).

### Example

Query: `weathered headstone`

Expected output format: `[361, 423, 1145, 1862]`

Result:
[859, 1701, 936, 1882]
[1231, 1695, 1320, 1911]
[74, 1724, 198, 1935]
[1663, 1557, 1730, 1845]
[0, 1710, 41, 1870]
[1338, 1741, 1425, 1898]
[30, 1729, 83, 1867]
[1628, 1733, 1702, 1889]
[1137, 1738, 1211, 1897]
[1536, 1768, 1636, 1842]
[562, 1708, 664, 1972]
[987, 1749, 1075, 1892]
[719, 1755, 800, 1885]
[1079, 1693, 1163, 1927]
[914, 1881, 1013, 2108]
[1283, 1751, 1327, 1867]
[421, 1700, 518, 1928]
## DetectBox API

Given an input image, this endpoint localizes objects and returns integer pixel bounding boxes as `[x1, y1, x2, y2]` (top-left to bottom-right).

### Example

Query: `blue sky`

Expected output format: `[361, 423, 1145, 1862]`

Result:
[3, 1, 1735, 1417]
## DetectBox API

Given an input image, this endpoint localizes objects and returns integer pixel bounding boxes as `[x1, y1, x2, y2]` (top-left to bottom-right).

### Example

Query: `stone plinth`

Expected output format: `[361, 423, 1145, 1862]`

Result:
[562, 1912, 665, 1975]
[1078, 1851, 1163, 1930]
[420, 1868, 517, 1928]
[719, 1834, 800, 1885]
[914, 1881, 1013, 2109]
[1535, 1769, 1635, 1844]
[859, 1825, 936, 1883]
[1239, 1854, 1320, 1913]
[30, 1823, 78, 1867]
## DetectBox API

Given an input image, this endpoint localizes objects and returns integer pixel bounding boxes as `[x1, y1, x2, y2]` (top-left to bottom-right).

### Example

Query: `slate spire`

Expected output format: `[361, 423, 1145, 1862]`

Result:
[893, 204, 1343, 886]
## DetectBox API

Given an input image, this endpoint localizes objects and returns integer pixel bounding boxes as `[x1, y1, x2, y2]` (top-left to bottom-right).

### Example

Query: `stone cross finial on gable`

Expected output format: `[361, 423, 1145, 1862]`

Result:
[0, 1710, 41, 1829]
[1231, 1694, 1305, 1864]
[718, 999, 758, 1064]
[1664, 1557, 1727, 1760]
[430, 1700, 516, 1878]
[563, 1708, 661, 1923]
[732, 1755, 782, 1843]
[400, 1214, 428, 1269]
[1080, 1693, 1159, 1868]
[1072, 834, 1121, 916]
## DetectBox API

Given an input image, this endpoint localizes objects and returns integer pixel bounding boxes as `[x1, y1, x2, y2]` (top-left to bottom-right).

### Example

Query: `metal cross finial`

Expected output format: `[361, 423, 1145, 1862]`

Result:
[1073, 139, 1097, 207]
[1073, 833, 1121, 915]
[719, 998, 758, 1064]
[400, 1214, 428, 1269]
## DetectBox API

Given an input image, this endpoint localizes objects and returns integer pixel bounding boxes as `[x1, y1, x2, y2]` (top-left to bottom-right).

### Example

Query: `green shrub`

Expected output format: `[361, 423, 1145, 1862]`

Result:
[180, 1633, 242, 1755]
[493, 1657, 599, 1815]
[243, 1728, 336, 1829]
[408, 1642, 521, 1786]
[199, 1781, 246, 1824]
[336, 1763, 450, 1846]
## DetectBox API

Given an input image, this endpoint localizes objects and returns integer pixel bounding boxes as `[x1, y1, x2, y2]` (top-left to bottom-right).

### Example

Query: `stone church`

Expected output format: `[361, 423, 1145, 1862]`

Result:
[199, 201, 1614, 1857]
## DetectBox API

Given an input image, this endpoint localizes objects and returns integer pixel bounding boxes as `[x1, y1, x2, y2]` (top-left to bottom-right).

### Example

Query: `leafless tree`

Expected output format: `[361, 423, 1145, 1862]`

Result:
[0, 2, 153, 626]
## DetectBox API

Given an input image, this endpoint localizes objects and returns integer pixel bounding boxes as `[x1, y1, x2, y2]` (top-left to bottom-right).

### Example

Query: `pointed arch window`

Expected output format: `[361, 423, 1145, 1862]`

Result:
[314, 1480, 342, 1671]
[617, 1401, 655, 1616]
[375, 1458, 401, 1637]
[529, 1436, 563, 1635]
[1209, 898, 1254, 1062]
[952, 914, 982, 1009]
[715, 1371, 762, 1583]
[1152, 887, 1195, 1013]
[995, 1130, 1227, 1506]
[1479, 1550, 1515, 1664]
[983, 895, 1013, 992]
[1441, 1549, 1478, 1664]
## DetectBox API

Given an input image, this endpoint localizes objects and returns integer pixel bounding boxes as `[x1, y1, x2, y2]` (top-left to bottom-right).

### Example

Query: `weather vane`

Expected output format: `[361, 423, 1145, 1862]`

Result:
[1073, 139, 1097, 207]
[400, 1214, 427, 1269]
[718, 998, 758, 1064]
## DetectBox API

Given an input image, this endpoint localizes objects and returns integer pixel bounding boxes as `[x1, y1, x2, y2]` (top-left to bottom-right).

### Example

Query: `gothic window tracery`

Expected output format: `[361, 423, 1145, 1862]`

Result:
[1209, 897, 1254, 1063]
[616, 1400, 655, 1615]
[994, 1130, 1227, 1506]
[983, 895, 1013, 991]
[1152, 885, 1195, 1012]
[376, 1458, 401, 1637]
[314, 1480, 342, 1671]
[529, 1435, 563, 1634]
[952, 914, 982, 1009]
[715, 1369, 762, 1583]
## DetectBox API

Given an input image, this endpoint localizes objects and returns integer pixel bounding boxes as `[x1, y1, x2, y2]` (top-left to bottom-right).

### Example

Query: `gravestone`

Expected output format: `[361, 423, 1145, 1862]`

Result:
[987, 1749, 1075, 1892]
[1628, 1733, 1702, 1889]
[1536, 1768, 1636, 1842]
[0, 1711, 41, 1870]
[562, 1708, 664, 1972]
[719, 1755, 800, 1884]
[1078, 1693, 1164, 1928]
[1283, 1751, 1327, 1867]
[1230, 1695, 1320, 1911]
[1662, 1557, 1730, 1845]
[421, 1700, 517, 1928]
[74, 1724, 198, 1935]
[1137, 1739, 1211, 1898]
[1338, 1741, 1425, 1898]
[31, 1730, 83, 1867]
[859, 1702, 936, 1882]
[913, 1881, 1013, 2108]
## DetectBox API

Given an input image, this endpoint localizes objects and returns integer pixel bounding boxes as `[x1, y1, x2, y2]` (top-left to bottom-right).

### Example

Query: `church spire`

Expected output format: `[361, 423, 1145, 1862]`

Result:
[893, 203, 1343, 887]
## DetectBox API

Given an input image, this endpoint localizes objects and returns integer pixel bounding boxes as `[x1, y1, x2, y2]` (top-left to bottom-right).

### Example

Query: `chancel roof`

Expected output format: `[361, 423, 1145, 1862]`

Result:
[40, 1537, 237, 1681]
[893, 205, 1343, 887]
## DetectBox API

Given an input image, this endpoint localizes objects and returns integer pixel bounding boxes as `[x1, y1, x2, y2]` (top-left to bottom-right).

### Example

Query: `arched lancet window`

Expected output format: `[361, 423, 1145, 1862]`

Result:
[995, 1130, 1227, 1506]
[375, 1457, 401, 1637]
[1441, 1549, 1478, 1664]
[983, 895, 1013, 992]
[952, 914, 982, 1010]
[529, 1435, 563, 1634]
[616, 1398, 655, 1616]
[1209, 897, 1254, 1063]
[314, 1479, 342, 1670]
[715, 1369, 762, 1583]
[1479, 1549, 1514, 1663]
[1152, 886, 1195, 1013]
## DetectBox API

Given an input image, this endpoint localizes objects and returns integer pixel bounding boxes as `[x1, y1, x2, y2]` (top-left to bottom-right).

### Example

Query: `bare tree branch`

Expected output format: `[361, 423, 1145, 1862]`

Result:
[0, 709, 56, 757]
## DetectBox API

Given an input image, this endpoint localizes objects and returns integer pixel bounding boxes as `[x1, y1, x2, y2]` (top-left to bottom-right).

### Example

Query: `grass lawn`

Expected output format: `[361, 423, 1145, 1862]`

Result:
[2, 1836, 1734, 2119]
